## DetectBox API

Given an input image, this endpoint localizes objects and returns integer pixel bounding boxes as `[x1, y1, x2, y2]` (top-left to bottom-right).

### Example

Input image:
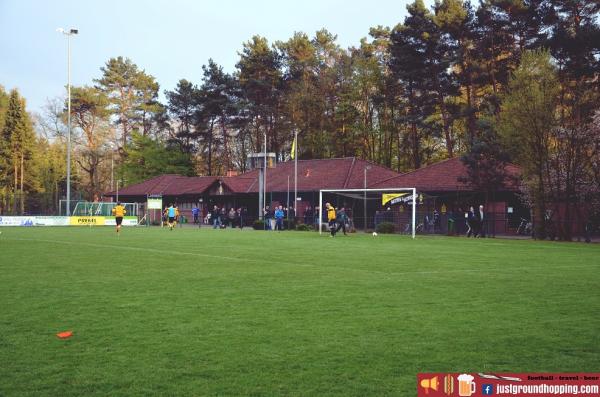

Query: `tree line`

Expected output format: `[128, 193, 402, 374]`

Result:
[0, 0, 599, 239]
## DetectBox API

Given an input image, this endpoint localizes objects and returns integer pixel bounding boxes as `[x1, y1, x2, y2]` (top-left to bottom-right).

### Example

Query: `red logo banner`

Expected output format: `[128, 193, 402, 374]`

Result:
[417, 373, 600, 397]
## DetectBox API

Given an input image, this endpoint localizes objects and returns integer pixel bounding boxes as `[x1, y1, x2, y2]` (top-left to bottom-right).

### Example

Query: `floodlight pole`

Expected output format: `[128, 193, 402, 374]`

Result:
[58, 28, 78, 215]
[412, 188, 416, 239]
[363, 166, 371, 232]
[293, 129, 298, 210]
[263, 130, 267, 210]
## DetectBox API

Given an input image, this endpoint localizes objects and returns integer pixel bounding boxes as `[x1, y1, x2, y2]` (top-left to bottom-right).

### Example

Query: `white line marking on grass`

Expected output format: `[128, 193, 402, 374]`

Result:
[8, 237, 264, 264]
[6, 237, 600, 279]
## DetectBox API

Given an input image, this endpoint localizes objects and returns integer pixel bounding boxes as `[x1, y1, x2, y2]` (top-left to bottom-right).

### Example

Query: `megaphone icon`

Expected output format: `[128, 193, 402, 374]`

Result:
[420, 376, 439, 394]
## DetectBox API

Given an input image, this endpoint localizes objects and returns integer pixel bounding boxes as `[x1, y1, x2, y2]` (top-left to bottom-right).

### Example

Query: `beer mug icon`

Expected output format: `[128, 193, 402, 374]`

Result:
[457, 374, 476, 396]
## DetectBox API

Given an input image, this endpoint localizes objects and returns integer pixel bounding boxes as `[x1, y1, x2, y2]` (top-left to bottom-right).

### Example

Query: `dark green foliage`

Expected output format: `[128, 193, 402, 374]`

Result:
[119, 132, 194, 184]
[460, 121, 514, 197]
[375, 221, 396, 234]
[253, 219, 266, 230]
[282, 219, 296, 230]
[295, 223, 313, 231]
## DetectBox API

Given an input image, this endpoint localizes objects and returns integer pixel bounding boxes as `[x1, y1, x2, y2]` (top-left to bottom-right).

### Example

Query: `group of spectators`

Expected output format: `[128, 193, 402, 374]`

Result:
[465, 204, 486, 237]
[262, 205, 295, 230]
[179, 202, 358, 232]
[205, 205, 248, 229]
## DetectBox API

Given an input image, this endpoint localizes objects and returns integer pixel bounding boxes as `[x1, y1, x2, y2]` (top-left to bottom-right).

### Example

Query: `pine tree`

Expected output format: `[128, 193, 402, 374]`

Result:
[1, 89, 36, 214]
[95, 57, 164, 149]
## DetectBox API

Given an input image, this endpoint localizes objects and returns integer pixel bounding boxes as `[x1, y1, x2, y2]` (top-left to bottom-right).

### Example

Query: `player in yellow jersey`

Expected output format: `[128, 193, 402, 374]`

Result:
[112, 202, 127, 234]
[326, 202, 337, 237]
[174, 205, 180, 228]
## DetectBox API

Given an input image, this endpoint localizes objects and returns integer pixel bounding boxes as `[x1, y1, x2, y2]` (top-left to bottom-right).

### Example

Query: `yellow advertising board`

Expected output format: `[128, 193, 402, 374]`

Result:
[69, 216, 106, 226]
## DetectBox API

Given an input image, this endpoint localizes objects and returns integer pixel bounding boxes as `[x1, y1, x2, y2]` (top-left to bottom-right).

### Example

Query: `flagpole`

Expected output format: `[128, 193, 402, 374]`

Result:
[293, 130, 298, 216]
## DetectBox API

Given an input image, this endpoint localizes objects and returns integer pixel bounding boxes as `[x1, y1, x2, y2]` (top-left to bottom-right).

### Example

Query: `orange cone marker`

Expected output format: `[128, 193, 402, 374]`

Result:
[56, 331, 73, 339]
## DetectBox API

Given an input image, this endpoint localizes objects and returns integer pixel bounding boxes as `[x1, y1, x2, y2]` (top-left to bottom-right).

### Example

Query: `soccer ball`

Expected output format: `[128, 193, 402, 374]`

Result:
[372, 232, 378, 237]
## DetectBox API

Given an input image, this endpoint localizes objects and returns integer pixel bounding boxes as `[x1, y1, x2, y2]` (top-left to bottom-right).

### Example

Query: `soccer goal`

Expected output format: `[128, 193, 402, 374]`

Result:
[318, 188, 417, 238]
[71, 201, 139, 218]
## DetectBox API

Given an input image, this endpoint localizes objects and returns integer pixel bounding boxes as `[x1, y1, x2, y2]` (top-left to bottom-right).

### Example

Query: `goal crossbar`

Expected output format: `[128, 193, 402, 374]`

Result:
[319, 188, 417, 239]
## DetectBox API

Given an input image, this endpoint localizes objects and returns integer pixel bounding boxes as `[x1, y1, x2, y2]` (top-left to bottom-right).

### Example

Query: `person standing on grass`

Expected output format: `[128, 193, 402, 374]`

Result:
[192, 205, 200, 224]
[264, 206, 272, 230]
[167, 204, 176, 231]
[304, 205, 312, 225]
[466, 206, 475, 237]
[228, 208, 236, 228]
[112, 202, 126, 235]
[326, 202, 337, 237]
[274, 205, 284, 231]
[220, 207, 227, 228]
[174, 205, 181, 227]
[211, 205, 221, 229]
[335, 207, 348, 235]
[476, 204, 485, 237]
[162, 206, 168, 227]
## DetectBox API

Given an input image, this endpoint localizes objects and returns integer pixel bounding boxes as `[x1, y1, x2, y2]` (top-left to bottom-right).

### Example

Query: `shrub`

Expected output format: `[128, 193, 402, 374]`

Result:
[283, 219, 297, 230]
[253, 220, 265, 230]
[295, 224, 312, 231]
[375, 222, 396, 234]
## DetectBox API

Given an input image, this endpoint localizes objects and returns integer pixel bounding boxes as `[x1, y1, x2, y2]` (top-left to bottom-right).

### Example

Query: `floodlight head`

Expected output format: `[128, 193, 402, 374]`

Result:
[56, 28, 78, 35]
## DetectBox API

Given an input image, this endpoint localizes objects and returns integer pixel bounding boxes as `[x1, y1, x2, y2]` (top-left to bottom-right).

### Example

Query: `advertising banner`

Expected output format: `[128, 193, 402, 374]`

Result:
[382, 193, 409, 206]
[104, 216, 138, 226]
[69, 216, 106, 226]
[418, 372, 600, 397]
[0, 216, 70, 226]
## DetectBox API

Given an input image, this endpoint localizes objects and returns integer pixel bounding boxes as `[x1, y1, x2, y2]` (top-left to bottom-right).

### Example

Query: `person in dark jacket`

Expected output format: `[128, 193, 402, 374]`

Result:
[264, 206, 273, 230]
[466, 206, 475, 237]
[211, 205, 221, 229]
[335, 207, 348, 235]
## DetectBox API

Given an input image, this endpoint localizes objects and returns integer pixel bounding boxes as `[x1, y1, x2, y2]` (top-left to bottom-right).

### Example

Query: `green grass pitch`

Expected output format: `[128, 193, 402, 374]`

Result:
[0, 227, 599, 396]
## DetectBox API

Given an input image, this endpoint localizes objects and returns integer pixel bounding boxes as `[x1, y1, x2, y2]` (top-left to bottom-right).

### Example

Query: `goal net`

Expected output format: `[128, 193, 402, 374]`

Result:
[71, 201, 139, 217]
[319, 188, 417, 238]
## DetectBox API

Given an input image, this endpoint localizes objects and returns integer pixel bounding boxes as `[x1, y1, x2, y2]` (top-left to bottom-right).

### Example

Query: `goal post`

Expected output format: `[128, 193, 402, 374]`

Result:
[319, 188, 417, 239]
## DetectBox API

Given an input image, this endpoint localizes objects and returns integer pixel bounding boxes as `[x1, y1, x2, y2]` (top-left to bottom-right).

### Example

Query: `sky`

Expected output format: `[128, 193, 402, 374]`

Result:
[0, 0, 431, 114]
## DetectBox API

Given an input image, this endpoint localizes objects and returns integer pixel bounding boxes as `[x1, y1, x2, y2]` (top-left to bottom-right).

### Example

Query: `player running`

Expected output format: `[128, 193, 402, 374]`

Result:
[167, 204, 176, 230]
[112, 202, 126, 235]
[174, 205, 180, 228]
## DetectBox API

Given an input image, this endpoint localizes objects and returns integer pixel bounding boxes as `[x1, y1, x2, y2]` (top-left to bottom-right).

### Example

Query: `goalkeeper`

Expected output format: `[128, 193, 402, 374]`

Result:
[335, 207, 348, 236]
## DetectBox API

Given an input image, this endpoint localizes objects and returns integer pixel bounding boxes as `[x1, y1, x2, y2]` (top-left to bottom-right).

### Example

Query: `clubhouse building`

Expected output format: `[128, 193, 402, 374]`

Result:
[105, 157, 527, 235]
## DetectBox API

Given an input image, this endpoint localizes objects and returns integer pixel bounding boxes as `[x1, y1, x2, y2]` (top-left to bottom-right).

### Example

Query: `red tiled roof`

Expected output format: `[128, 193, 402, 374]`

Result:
[228, 158, 401, 192]
[105, 156, 520, 197]
[221, 176, 257, 193]
[371, 157, 521, 192]
[105, 175, 218, 196]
